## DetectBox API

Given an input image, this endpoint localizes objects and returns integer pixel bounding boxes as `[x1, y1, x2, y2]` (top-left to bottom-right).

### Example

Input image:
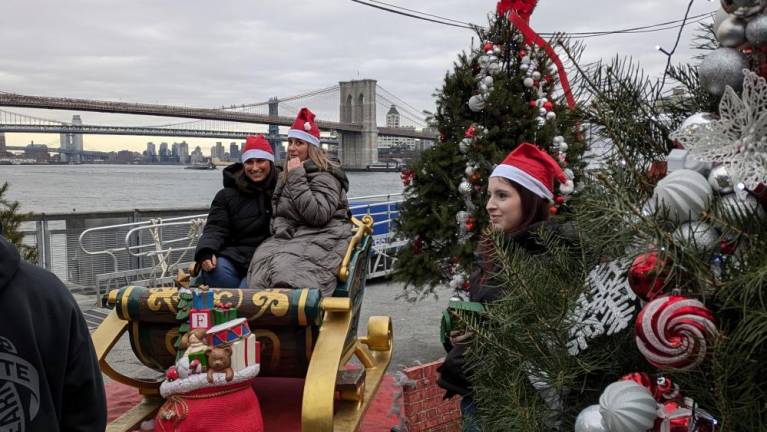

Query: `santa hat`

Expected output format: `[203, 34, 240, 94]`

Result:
[287, 107, 321, 147]
[490, 143, 572, 201]
[241, 135, 274, 163]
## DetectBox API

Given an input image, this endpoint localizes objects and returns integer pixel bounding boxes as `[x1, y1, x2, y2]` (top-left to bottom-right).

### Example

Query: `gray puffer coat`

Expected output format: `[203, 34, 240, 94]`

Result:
[246, 160, 353, 296]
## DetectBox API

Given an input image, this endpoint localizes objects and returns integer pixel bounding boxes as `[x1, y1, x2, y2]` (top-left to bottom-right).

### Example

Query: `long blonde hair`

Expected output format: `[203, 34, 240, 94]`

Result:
[282, 144, 339, 179]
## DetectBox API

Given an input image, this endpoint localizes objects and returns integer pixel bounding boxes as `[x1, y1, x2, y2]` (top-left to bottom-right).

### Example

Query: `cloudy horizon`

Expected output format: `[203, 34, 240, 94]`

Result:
[0, 0, 716, 152]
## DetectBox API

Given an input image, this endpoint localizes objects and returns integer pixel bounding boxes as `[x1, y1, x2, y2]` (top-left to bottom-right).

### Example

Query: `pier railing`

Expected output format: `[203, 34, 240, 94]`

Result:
[20, 193, 404, 303]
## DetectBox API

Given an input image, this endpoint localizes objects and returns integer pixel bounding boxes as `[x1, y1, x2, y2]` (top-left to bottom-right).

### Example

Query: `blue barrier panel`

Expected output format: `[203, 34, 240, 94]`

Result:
[349, 201, 400, 236]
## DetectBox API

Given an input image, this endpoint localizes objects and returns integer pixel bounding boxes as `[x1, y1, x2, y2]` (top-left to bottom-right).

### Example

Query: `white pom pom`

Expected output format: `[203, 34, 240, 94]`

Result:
[304, 121, 312, 131]
[560, 179, 575, 195]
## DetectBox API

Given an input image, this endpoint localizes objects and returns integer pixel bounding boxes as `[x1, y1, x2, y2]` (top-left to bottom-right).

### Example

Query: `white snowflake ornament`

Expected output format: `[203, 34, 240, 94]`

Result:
[567, 258, 637, 355]
[671, 69, 767, 191]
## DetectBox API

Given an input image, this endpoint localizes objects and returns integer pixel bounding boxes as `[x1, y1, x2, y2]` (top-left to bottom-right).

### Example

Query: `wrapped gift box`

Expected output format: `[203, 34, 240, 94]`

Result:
[230, 334, 260, 371]
[192, 289, 215, 309]
[212, 307, 237, 326]
[190, 309, 212, 330]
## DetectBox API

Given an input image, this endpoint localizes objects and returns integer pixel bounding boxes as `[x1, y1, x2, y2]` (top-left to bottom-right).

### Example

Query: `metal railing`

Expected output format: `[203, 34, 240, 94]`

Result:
[20, 193, 404, 303]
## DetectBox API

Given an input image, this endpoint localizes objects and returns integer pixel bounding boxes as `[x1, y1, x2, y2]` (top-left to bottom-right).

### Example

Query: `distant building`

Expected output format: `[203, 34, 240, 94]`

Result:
[386, 105, 400, 128]
[145, 142, 157, 162]
[230, 142, 241, 161]
[211, 142, 225, 160]
[191, 146, 204, 164]
[178, 141, 190, 164]
[159, 142, 170, 162]
[23, 142, 51, 162]
[378, 105, 418, 150]
[116, 150, 134, 163]
[0, 132, 8, 157]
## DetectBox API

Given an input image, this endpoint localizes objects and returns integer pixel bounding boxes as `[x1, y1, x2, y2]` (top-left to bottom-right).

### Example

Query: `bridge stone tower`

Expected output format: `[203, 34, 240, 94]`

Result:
[338, 79, 378, 169]
[267, 98, 282, 161]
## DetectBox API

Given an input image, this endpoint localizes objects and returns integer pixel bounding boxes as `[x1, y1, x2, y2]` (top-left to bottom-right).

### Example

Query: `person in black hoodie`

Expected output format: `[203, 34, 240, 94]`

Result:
[0, 228, 106, 431]
[437, 143, 575, 431]
[194, 135, 278, 288]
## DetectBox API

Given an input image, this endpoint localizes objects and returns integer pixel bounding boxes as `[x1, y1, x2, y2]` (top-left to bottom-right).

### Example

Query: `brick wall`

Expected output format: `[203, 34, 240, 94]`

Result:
[399, 360, 462, 432]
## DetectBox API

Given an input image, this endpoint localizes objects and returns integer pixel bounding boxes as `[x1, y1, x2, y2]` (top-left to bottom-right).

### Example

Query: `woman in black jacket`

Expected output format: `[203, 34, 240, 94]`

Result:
[194, 135, 278, 288]
[437, 143, 574, 431]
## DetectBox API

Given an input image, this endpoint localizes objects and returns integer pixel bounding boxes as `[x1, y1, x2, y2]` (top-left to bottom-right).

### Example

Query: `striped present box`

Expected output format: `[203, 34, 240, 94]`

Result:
[230, 334, 260, 371]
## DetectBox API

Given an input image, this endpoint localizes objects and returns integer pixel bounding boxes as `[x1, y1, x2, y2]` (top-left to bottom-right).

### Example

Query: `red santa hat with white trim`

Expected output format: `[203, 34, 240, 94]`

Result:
[287, 107, 321, 147]
[241, 135, 274, 163]
[490, 143, 573, 201]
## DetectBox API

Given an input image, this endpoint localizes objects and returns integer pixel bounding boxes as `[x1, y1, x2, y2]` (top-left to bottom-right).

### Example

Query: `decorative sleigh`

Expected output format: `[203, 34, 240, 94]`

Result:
[91, 215, 393, 431]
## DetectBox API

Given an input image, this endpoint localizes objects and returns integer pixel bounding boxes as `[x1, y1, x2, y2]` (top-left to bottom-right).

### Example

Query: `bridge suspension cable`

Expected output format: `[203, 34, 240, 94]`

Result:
[221, 85, 341, 111]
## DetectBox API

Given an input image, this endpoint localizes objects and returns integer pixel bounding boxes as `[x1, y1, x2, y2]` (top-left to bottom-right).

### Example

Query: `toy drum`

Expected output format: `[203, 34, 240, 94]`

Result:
[207, 318, 251, 347]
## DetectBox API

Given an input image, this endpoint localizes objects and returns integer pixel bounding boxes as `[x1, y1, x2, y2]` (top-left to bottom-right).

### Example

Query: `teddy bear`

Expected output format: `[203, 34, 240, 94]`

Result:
[206, 345, 234, 384]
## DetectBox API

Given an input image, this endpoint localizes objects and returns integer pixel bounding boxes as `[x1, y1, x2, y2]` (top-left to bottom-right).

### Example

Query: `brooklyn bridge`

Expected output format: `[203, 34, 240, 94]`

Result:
[0, 79, 437, 169]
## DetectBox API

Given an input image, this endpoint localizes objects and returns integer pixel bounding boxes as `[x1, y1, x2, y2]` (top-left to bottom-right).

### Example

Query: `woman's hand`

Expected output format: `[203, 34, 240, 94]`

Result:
[448, 329, 474, 346]
[287, 157, 303, 172]
[201, 254, 217, 272]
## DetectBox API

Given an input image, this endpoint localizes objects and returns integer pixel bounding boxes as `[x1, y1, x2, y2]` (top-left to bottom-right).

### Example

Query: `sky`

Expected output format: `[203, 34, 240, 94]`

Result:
[0, 0, 717, 153]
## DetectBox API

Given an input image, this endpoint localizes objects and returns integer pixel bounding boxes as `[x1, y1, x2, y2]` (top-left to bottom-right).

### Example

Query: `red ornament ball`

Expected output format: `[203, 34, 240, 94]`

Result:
[543, 101, 554, 111]
[483, 42, 493, 52]
[518, 49, 527, 58]
[628, 251, 670, 301]
[555, 195, 565, 205]
[529, 100, 537, 108]
[549, 206, 558, 215]
[165, 366, 179, 382]
[465, 222, 475, 231]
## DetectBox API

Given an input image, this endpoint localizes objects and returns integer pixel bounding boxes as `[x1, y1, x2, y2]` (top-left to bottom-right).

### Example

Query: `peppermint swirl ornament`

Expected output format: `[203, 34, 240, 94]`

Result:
[635, 295, 718, 371]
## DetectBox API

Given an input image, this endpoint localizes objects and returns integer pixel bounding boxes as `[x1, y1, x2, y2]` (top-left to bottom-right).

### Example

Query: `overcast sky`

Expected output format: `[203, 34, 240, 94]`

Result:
[0, 0, 716, 152]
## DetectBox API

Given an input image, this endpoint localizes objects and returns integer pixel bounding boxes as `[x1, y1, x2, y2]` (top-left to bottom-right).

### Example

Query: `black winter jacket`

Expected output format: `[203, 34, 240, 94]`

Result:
[437, 221, 577, 398]
[194, 162, 278, 274]
[0, 235, 106, 431]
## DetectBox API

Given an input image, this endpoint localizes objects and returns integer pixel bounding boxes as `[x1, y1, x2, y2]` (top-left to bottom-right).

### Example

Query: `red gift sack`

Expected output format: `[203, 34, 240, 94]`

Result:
[155, 382, 264, 432]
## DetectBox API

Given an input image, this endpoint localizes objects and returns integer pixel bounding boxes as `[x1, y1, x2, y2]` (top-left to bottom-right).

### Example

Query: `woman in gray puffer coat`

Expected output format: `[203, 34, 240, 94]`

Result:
[247, 107, 353, 296]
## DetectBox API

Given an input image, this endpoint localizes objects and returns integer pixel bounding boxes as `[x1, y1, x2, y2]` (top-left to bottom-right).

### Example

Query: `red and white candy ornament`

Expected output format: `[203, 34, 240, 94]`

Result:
[635, 295, 718, 371]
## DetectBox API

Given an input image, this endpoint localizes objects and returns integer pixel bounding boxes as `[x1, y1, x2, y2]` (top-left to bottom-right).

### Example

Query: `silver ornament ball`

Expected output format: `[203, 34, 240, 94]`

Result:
[493, 46, 501, 55]
[532, 71, 542, 80]
[523, 77, 535, 88]
[713, 8, 730, 34]
[459, 181, 472, 195]
[539, 107, 548, 117]
[546, 111, 557, 120]
[720, 193, 766, 221]
[520, 63, 530, 72]
[672, 222, 720, 253]
[465, 165, 475, 176]
[483, 76, 494, 86]
[699, 48, 748, 96]
[746, 14, 767, 45]
[521, 55, 531, 64]
[553, 135, 565, 144]
[468, 95, 485, 112]
[574, 405, 607, 432]
[559, 141, 569, 152]
[716, 16, 747, 47]
[479, 83, 489, 93]
[708, 165, 735, 194]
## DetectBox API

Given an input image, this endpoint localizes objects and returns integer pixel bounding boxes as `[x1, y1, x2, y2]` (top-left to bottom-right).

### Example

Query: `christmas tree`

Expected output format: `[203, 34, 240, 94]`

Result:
[467, 5, 767, 431]
[394, 0, 585, 293]
[0, 182, 37, 262]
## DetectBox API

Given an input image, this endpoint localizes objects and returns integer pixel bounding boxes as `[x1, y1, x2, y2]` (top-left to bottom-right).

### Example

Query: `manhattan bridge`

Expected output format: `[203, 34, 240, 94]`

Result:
[0, 79, 437, 169]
